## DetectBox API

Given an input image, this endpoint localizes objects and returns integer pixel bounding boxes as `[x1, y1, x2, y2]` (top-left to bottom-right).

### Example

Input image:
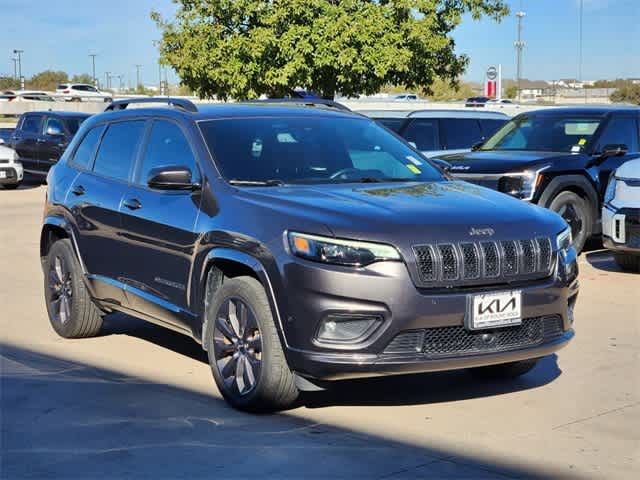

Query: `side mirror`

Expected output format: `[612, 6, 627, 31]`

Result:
[600, 144, 628, 159]
[147, 165, 199, 190]
[46, 125, 64, 136]
[408, 141, 417, 149]
[471, 141, 484, 151]
[431, 158, 452, 172]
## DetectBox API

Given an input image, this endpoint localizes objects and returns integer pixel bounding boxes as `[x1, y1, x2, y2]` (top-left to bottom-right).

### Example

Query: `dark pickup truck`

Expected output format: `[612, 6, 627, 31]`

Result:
[9, 111, 90, 177]
[437, 107, 640, 252]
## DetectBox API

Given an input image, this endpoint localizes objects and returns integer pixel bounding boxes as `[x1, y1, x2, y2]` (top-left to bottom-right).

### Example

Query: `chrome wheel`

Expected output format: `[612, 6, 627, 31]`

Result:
[48, 255, 73, 325]
[213, 297, 262, 396]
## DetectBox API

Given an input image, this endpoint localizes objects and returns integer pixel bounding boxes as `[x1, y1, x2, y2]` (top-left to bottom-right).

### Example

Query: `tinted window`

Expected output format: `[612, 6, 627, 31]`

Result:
[93, 121, 145, 181]
[21, 115, 43, 134]
[71, 125, 105, 170]
[65, 117, 86, 135]
[57, 84, 68, 90]
[479, 119, 508, 138]
[44, 117, 64, 135]
[441, 119, 483, 150]
[199, 117, 443, 184]
[403, 119, 439, 151]
[138, 120, 197, 185]
[374, 118, 405, 133]
[482, 114, 604, 153]
[596, 117, 639, 153]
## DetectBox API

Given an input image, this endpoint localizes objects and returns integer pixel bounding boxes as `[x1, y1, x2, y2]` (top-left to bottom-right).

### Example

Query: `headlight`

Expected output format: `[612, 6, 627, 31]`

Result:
[288, 232, 401, 266]
[604, 173, 617, 203]
[498, 166, 549, 201]
[557, 227, 572, 252]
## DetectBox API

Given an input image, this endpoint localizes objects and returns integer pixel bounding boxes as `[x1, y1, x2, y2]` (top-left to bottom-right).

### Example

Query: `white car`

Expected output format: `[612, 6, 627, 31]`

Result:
[56, 84, 112, 103]
[0, 90, 56, 102]
[0, 145, 24, 189]
[602, 156, 640, 271]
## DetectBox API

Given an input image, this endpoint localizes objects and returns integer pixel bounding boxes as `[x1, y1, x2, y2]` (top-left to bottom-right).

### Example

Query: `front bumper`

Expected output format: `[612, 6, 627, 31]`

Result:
[280, 249, 578, 381]
[602, 205, 640, 253]
[0, 163, 23, 185]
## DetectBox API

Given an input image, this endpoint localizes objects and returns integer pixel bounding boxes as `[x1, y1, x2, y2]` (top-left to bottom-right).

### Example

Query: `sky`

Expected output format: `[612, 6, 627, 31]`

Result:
[1, 0, 638, 87]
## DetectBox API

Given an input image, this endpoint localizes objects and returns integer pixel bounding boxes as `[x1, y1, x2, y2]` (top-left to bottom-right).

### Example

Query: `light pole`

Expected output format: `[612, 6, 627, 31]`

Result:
[89, 53, 97, 86]
[135, 64, 142, 90]
[13, 49, 24, 87]
[105, 71, 111, 90]
[514, 10, 526, 102]
[11, 56, 17, 80]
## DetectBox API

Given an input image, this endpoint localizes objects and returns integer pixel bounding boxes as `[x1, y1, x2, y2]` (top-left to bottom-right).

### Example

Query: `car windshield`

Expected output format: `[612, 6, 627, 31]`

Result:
[65, 117, 87, 135]
[199, 115, 444, 185]
[481, 113, 603, 153]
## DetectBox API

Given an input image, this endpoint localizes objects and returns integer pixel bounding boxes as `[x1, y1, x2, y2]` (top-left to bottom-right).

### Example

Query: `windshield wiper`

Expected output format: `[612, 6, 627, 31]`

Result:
[228, 179, 285, 186]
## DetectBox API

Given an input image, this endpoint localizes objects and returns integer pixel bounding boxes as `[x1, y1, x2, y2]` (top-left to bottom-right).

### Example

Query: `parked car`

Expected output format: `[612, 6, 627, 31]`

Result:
[466, 96, 491, 107]
[437, 106, 640, 252]
[9, 111, 90, 177]
[56, 83, 112, 103]
[360, 109, 509, 157]
[394, 93, 419, 101]
[0, 90, 56, 102]
[0, 127, 13, 145]
[487, 99, 514, 105]
[0, 144, 23, 189]
[602, 156, 640, 271]
[41, 97, 577, 412]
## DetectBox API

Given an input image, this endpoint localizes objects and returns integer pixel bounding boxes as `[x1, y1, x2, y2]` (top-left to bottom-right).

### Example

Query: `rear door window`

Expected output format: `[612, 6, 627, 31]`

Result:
[71, 125, 105, 170]
[92, 121, 146, 182]
[440, 118, 483, 150]
[403, 119, 440, 151]
[136, 120, 198, 185]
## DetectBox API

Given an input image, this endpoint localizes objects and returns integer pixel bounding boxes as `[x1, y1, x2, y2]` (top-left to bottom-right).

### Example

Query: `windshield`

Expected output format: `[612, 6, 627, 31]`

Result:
[199, 116, 444, 184]
[481, 113, 603, 153]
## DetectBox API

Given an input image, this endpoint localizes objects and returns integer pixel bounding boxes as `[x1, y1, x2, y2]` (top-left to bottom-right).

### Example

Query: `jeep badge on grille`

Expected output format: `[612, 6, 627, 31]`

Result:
[469, 227, 495, 236]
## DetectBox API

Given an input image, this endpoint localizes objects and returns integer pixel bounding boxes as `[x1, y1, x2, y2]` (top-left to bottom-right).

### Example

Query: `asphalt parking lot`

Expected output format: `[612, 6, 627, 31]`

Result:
[1, 183, 638, 479]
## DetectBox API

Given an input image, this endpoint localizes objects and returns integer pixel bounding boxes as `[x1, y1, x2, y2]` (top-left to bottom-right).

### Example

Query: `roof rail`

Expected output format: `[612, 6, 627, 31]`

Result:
[104, 97, 199, 113]
[244, 98, 351, 112]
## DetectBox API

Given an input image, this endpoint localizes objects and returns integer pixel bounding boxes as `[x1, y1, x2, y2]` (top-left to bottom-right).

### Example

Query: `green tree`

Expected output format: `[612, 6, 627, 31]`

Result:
[29, 70, 68, 91]
[423, 77, 474, 101]
[71, 73, 95, 85]
[0, 77, 20, 90]
[504, 85, 518, 99]
[610, 83, 640, 105]
[152, 0, 508, 100]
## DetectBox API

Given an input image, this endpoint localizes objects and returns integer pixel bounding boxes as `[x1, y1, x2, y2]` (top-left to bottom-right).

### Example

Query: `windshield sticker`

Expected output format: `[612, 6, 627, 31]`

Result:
[406, 164, 422, 174]
[571, 145, 581, 153]
[406, 155, 422, 166]
[578, 138, 587, 146]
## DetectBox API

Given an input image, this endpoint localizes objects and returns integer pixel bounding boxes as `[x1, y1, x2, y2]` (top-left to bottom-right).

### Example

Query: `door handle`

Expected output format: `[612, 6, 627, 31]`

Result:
[123, 198, 142, 210]
[37, 138, 46, 143]
[71, 185, 85, 196]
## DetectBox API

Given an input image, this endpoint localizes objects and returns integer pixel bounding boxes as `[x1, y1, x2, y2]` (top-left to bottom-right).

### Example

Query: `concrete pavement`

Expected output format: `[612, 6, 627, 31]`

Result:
[1, 184, 638, 479]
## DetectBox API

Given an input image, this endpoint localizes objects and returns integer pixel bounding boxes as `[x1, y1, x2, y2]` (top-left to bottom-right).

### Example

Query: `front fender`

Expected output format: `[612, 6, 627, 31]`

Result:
[538, 174, 600, 233]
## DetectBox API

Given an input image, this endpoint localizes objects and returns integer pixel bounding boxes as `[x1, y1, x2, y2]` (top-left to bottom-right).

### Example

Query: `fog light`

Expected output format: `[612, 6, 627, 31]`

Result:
[316, 314, 383, 344]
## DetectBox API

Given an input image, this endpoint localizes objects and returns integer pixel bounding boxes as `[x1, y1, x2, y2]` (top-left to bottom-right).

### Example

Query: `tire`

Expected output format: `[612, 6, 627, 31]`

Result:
[614, 252, 640, 272]
[71, 97, 81, 102]
[44, 239, 103, 338]
[205, 276, 299, 412]
[469, 358, 539, 379]
[548, 191, 592, 254]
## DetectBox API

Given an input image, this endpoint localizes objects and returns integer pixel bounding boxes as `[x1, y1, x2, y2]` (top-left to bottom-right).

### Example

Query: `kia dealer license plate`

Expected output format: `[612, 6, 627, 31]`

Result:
[467, 290, 522, 330]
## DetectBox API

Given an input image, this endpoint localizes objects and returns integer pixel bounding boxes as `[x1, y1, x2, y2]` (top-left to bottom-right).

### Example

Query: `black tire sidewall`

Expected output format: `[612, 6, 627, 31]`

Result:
[44, 239, 88, 338]
[206, 276, 285, 411]
[548, 191, 592, 253]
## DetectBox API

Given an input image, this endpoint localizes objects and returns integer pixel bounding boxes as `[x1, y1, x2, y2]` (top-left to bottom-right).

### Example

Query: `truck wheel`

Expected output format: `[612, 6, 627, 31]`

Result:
[469, 358, 539, 379]
[206, 276, 299, 412]
[614, 253, 640, 272]
[44, 239, 103, 338]
[548, 191, 592, 253]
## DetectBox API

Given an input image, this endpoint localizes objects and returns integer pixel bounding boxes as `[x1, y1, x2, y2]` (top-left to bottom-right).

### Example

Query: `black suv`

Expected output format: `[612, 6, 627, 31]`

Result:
[437, 107, 640, 252]
[10, 111, 90, 177]
[41, 98, 578, 411]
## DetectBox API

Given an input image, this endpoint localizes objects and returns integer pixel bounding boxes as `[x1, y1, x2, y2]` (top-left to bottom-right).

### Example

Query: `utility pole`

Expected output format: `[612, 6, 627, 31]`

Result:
[514, 9, 526, 102]
[135, 64, 142, 90]
[13, 49, 24, 88]
[105, 71, 111, 90]
[89, 53, 97, 86]
[11, 56, 17, 80]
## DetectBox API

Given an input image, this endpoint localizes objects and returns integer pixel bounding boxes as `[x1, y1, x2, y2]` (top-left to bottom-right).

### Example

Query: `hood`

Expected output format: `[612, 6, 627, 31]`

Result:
[0, 144, 16, 159]
[439, 150, 585, 175]
[616, 157, 640, 179]
[235, 180, 566, 245]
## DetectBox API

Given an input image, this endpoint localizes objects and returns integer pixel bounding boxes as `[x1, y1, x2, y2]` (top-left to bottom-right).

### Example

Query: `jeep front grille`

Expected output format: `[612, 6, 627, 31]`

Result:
[413, 237, 553, 287]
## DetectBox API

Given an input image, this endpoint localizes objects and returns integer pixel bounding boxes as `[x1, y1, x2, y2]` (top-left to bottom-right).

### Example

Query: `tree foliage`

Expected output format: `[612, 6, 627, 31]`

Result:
[29, 70, 68, 91]
[504, 85, 517, 99]
[610, 83, 640, 105]
[152, 0, 508, 99]
[71, 73, 95, 85]
[0, 77, 20, 90]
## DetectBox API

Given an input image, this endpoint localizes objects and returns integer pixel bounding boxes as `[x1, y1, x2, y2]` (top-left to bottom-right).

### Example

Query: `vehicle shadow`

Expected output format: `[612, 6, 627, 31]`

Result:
[101, 313, 561, 409]
[0, 176, 44, 191]
[583, 249, 624, 273]
[0, 342, 583, 479]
